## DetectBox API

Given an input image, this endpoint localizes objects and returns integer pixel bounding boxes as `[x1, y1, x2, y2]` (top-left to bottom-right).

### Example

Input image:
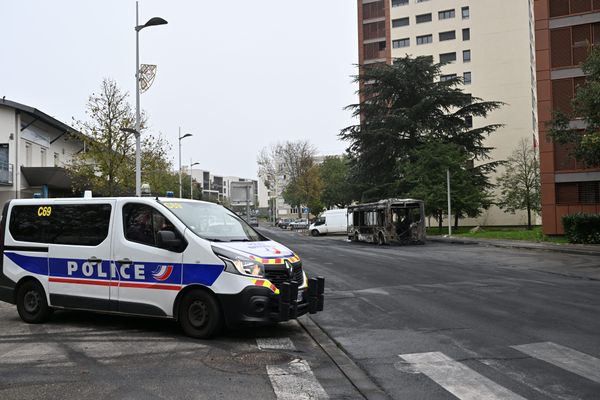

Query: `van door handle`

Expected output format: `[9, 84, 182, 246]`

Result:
[87, 257, 102, 263]
[116, 258, 132, 265]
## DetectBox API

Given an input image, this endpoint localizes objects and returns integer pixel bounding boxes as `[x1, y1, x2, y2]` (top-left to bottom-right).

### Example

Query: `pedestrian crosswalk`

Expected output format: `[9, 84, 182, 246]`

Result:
[399, 341, 600, 400]
[257, 337, 329, 400]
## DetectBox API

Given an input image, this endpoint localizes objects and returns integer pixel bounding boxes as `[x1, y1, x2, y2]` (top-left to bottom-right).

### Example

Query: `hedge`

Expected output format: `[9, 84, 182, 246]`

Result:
[562, 213, 600, 244]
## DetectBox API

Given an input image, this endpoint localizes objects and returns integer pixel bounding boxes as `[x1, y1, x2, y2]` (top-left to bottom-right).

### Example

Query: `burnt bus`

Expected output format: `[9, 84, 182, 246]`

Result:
[347, 198, 425, 245]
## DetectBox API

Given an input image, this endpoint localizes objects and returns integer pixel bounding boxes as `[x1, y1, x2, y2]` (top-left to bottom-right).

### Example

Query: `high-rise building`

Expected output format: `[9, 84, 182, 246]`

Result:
[535, 0, 600, 234]
[357, 0, 538, 226]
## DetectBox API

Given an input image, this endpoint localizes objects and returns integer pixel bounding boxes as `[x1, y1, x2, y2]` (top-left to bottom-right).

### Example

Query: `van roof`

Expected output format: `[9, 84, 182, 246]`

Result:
[7, 197, 217, 205]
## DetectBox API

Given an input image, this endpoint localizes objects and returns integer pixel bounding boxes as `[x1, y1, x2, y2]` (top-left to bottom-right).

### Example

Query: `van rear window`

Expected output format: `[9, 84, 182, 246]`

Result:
[9, 204, 112, 246]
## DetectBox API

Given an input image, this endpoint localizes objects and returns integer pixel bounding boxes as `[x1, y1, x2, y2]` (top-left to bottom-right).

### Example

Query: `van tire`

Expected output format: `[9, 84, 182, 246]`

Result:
[311, 229, 320, 237]
[16, 280, 53, 324]
[179, 289, 222, 339]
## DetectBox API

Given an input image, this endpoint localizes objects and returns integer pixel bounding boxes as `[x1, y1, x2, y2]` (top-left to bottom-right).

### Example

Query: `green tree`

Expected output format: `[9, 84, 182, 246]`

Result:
[549, 45, 600, 167]
[341, 56, 503, 204]
[497, 139, 540, 230]
[319, 156, 353, 209]
[399, 141, 494, 230]
[283, 165, 323, 217]
[68, 78, 137, 195]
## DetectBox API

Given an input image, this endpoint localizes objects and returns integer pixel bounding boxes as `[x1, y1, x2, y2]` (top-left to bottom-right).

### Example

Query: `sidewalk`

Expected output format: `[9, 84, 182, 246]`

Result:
[427, 235, 600, 256]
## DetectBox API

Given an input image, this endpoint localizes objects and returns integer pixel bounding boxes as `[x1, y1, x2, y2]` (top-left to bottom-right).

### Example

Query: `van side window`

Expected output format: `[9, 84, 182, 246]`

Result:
[9, 204, 112, 246]
[123, 203, 181, 249]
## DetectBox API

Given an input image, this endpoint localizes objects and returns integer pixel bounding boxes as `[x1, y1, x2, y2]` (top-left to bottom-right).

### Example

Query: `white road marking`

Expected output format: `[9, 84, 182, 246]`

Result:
[398, 351, 526, 400]
[512, 342, 600, 384]
[257, 337, 296, 351]
[267, 359, 329, 400]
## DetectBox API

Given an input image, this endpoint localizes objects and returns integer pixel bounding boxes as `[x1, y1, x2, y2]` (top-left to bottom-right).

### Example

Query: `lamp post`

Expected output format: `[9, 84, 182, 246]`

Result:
[178, 128, 192, 198]
[190, 160, 200, 199]
[134, 1, 167, 196]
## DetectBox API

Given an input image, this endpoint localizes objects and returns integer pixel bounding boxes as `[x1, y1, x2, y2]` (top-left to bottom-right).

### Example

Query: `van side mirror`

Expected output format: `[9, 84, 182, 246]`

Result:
[157, 230, 183, 251]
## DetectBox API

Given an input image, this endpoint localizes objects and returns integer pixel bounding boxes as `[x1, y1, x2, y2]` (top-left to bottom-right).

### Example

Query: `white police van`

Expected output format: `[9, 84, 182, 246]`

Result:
[0, 197, 324, 338]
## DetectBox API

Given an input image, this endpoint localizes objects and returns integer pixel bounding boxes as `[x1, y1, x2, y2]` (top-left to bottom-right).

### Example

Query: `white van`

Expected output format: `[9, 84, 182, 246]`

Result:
[0, 198, 324, 338]
[309, 209, 348, 237]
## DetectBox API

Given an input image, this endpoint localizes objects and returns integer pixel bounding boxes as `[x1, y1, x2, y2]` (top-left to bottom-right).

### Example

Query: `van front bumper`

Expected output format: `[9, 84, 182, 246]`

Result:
[217, 277, 324, 328]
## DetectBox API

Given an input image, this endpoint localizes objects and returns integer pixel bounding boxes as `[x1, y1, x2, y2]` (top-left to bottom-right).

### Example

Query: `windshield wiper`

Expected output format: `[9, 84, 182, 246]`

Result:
[228, 239, 252, 242]
[203, 238, 225, 242]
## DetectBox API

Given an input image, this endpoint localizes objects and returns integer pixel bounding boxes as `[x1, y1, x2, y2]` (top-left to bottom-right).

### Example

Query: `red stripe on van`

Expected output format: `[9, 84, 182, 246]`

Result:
[49, 277, 181, 291]
[49, 277, 119, 286]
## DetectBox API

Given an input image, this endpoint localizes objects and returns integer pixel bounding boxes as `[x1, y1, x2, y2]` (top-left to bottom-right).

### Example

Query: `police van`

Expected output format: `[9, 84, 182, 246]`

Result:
[0, 197, 324, 338]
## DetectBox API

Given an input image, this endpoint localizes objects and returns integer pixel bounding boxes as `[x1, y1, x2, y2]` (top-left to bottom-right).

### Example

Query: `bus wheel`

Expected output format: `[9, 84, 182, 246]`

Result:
[311, 229, 320, 237]
[16, 280, 53, 323]
[179, 289, 222, 339]
[377, 232, 385, 245]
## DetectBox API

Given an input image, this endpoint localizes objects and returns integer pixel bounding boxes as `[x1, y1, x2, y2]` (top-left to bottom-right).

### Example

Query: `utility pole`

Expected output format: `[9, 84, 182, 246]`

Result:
[447, 169, 452, 236]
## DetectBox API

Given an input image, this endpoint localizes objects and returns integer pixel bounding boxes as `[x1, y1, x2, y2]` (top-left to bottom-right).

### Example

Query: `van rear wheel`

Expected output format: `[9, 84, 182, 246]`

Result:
[16, 280, 53, 324]
[179, 289, 222, 339]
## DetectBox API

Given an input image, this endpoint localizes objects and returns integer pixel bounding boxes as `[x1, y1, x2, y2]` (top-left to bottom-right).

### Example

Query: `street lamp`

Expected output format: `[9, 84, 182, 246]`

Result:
[178, 128, 193, 198]
[190, 161, 200, 199]
[134, 1, 167, 196]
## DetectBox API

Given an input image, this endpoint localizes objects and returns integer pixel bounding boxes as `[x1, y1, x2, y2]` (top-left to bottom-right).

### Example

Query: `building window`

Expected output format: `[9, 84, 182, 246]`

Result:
[416, 13, 432, 24]
[393, 38, 410, 48]
[54, 152, 59, 167]
[392, 0, 408, 7]
[465, 116, 473, 128]
[438, 9, 455, 20]
[40, 148, 47, 167]
[25, 142, 32, 167]
[462, 6, 470, 19]
[579, 182, 600, 203]
[463, 71, 472, 84]
[417, 34, 433, 45]
[392, 17, 410, 28]
[439, 30, 456, 41]
[462, 28, 470, 41]
[439, 52, 457, 63]
[463, 49, 471, 62]
[440, 74, 457, 82]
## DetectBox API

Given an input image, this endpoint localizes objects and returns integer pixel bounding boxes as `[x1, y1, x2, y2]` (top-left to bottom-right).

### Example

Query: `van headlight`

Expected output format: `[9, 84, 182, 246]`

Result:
[212, 247, 265, 278]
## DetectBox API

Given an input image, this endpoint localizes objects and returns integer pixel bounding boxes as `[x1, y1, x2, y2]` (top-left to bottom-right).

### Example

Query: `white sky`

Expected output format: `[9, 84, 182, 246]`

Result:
[1, 0, 358, 180]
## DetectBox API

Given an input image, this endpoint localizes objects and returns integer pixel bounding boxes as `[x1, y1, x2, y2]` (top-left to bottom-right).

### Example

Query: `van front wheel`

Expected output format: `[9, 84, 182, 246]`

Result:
[311, 229, 320, 237]
[179, 289, 222, 339]
[16, 280, 53, 323]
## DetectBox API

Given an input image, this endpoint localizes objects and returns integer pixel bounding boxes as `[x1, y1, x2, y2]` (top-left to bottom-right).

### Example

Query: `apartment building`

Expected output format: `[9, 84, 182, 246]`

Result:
[187, 168, 259, 206]
[535, 0, 600, 234]
[0, 99, 85, 202]
[358, 0, 538, 226]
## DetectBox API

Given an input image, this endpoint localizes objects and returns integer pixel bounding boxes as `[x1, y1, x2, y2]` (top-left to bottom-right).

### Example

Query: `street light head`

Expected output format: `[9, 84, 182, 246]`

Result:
[180, 133, 193, 140]
[120, 127, 140, 137]
[137, 17, 168, 31]
[191, 162, 200, 167]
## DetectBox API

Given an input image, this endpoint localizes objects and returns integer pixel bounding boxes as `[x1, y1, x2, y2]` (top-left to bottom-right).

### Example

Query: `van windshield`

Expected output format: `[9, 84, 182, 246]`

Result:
[161, 201, 264, 242]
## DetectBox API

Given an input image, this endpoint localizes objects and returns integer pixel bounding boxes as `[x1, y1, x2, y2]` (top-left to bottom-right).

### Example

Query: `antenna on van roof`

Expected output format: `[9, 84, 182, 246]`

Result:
[83, 190, 92, 199]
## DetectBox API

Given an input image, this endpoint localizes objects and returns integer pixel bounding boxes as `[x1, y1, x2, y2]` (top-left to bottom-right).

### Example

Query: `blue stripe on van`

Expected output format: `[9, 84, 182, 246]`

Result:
[4, 252, 225, 287]
[5, 252, 48, 275]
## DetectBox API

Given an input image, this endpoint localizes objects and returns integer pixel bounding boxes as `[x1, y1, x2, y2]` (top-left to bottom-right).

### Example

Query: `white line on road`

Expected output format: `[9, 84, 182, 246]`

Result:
[267, 359, 329, 400]
[257, 337, 297, 351]
[398, 351, 527, 400]
[512, 342, 600, 384]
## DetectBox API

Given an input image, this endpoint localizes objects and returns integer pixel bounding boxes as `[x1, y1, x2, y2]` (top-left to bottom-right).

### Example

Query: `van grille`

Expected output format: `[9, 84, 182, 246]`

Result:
[265, 261, 303, 287]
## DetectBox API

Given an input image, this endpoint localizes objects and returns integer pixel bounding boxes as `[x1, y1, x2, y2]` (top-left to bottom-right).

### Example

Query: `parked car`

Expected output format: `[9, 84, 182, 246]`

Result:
[278, 218, 293, 229]
[290, 218, 309, 230]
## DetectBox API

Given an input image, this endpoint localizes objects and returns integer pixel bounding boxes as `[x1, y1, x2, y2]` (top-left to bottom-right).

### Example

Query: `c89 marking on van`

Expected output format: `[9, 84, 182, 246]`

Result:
[0, 197, 325, 339]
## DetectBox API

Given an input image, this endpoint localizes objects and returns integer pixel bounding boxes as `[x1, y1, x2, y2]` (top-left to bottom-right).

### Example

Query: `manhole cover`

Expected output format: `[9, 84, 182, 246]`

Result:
[202, 349, 296, 375]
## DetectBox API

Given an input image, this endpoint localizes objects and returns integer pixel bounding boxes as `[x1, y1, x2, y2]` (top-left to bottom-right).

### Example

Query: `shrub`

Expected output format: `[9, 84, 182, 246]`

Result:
[562, 213, 600, 244]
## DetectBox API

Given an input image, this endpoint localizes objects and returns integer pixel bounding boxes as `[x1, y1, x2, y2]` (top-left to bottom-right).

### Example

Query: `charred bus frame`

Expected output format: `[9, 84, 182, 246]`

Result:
[347, 198, 425, 245]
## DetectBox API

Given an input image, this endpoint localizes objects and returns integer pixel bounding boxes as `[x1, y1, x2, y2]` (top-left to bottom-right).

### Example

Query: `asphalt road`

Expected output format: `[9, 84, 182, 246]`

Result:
[262, 227, 600, 400]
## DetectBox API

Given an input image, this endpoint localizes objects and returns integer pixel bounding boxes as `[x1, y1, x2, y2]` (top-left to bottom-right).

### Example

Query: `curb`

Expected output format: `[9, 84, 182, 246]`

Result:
[427, 236, 600, 257]
[298, 315, 391, 400]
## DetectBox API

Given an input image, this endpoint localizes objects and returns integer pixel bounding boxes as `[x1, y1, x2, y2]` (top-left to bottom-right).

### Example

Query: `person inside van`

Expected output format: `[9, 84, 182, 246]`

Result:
[126, 208, 154, 244]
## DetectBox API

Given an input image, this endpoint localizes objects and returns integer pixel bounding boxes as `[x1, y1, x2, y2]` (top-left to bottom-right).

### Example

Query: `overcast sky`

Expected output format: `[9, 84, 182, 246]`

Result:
[1, 0, 358, 180]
